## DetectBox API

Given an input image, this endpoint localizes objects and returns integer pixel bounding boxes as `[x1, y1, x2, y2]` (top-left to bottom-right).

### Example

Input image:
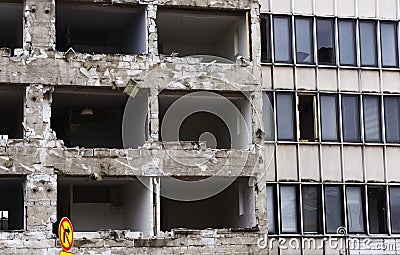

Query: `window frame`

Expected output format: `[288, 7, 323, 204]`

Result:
[359, 20, 378, 67]
[272, 15, 293, 64]
[316, 18, 336, 65]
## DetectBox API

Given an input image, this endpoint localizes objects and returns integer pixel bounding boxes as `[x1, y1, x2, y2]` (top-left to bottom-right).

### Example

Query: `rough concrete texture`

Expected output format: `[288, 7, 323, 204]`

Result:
[0, 0, 268, 254]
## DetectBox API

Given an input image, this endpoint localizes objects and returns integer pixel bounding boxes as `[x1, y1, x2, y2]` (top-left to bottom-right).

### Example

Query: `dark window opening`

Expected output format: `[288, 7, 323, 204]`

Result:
[0, 0, 23, 55]
[260, 15, 271, 63]
[276, 93, 295, 141]
[0, 86, 24, 139]
[324, 186, 344, 234]
[298, 94, 318, 142]
[56, 177, 152, 235]
[368, 186, 387, 234]
[159, 91, 251, 149]
[161, 177, 256, 231]
[51, 88, 148, 149]
[317, 18, 335, 65]
[157, 9, 249, 62]
[0, 178, 24, 231]
[302, 185, 321, 233]
[56, 2, 146, 54]
[263, 92, 274, 141]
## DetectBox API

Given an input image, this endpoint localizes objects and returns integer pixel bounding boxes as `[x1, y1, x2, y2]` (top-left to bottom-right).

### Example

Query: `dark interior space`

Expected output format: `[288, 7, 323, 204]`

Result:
[158, 91, 251, 149]
[161, 177, 255, 230]
[56, 2, 146, 54]
[0, 86, 24, 139]
[0, 0, 23, 54]
[157, 9, 249, 62]
[0, 178, 24, 230]
[51, 88, 129, 148]
[299, 94, 317, 141]
[368, 186, 387, 234]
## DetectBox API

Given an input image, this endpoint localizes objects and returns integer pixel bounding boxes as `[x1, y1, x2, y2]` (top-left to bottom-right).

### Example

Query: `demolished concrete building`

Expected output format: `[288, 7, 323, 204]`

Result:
[0, 0, 267, 254]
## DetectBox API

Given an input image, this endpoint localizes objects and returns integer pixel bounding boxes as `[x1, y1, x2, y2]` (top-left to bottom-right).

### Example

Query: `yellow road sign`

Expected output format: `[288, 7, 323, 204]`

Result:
[58, 217, 74, 252]
[60, 251, 74, 255]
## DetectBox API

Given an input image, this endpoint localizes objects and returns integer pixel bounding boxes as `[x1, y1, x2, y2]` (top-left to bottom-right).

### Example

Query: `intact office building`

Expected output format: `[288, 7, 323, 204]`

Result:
[0, 0, 398, 254]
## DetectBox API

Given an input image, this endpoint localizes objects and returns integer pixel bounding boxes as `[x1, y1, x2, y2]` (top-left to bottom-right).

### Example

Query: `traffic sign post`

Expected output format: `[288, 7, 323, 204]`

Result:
[58, 217, 74, 254]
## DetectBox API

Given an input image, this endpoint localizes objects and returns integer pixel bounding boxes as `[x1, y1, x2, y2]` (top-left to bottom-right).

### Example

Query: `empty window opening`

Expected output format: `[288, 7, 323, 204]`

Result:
[157, 9, 249, 62]
[276, 93, 295, 141]
[51, 88, 148, 149]
[0, 87, 24, 139]
[57, 177, 152, 235]
[346, 186, 365, 233]
[302, 185, 321, 233]
[298, 94, 318, 142]
[317, 19, 335, 65]
[0, 178, 24, 231]
[0, 0, 23, 54]
[56, 2, 146, 54]
[161, 177, 256, 230]
[324, 186, 344, 234]
[260, 15, 271, 63]
[368, 186, 387, 234]
[263, 92, 274, 141]
[159, 91, 251, 149]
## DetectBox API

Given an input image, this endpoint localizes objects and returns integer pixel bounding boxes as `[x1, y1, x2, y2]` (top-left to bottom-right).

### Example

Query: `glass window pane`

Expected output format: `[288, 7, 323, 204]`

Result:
[360, 21, 377, 66]
[338, 20, 356, 66]
[302, 186, 320, 233]
[325, 186, 344, 233]
[273, 16, 292, 63]
[267, 185, 276, 233]
[342, 95, 361, 142]
[381, 22, 398, 67]
[390, 187, 400, 233]
[317, 19, 335, 65]
[321, 95, 338, 141]
[363, 96, 382, 142]
[261, 15, 271, 63]
[384, 96, 400, 143]
[295, 18, 314, 64]
[280, 186, 298, 233]
[346, 186, 365, 233]
[276, 93, 295, 140]
[263, 92, 274, 141]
